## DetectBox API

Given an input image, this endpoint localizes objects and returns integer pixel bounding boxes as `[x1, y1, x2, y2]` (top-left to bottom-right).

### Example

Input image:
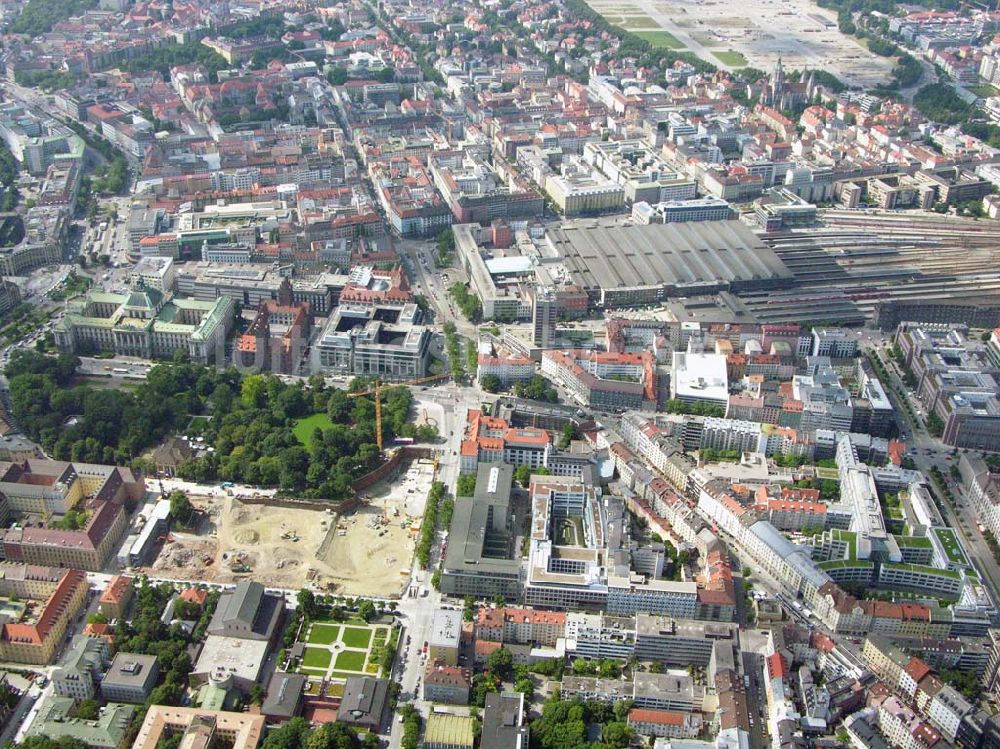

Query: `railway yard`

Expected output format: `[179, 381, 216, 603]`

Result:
[735, 212, 1000, 326]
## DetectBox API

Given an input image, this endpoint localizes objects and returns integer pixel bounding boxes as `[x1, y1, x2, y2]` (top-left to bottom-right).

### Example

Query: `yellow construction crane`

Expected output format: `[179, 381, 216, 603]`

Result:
[344, 373, 449, 450]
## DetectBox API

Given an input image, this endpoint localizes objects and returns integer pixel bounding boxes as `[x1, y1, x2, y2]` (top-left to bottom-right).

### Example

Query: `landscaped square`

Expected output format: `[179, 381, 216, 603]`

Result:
[335, 650, 368, 672]
[302, 647, 333, 670]
[308, 624, 341, 645]
[341, 626, 373, 649]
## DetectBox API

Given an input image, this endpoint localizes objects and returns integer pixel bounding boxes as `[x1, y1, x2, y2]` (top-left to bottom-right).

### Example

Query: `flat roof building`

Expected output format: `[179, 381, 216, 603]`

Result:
[101, 652, 159, 703]
[440, 463, 523, 600]
[671, 353, 729, 407]
[424, 714, 476, 749]
[428, 608, 463, 666]
[312, 302, 430, 381]
[481, 691, 529, 749]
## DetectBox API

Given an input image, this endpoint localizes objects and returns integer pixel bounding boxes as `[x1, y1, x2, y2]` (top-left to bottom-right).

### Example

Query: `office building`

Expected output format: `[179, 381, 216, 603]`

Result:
[312, 303, 430, 380]
[101, 652, 160, 703]
[532, 287, 557, 349]
[440, 463, 523, 600]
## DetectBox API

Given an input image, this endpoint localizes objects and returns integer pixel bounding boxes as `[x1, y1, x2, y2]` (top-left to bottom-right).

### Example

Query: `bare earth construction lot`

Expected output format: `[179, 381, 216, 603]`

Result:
[146, 460, 435, 596]
[586, 0, 894, 88]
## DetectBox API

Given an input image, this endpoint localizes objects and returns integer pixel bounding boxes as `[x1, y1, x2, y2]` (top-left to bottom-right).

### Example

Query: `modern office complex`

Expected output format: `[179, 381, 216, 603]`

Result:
[311, 303, 430, 380]
[440, 463, 523, 600]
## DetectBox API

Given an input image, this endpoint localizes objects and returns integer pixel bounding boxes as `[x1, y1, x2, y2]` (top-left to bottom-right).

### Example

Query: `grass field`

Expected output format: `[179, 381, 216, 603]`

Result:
[302, 647, 333, 669]
[619, 14, 656, 27]
[335, 650, 367, 672]
[631, 30, 684, 48]
[968, 83, 1000, 99]
[341, 626, 373, 649]
[293, 413, 334, 445]
[308, 624, 342, 645]
[712, 50, 748, 67]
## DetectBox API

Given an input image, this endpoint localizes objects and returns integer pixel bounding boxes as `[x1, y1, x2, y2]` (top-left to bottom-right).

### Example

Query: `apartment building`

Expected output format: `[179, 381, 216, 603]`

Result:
[423, 662, 471, 705]
[459, 410, 550, 474]
[476, 355, 535, 386]
[0, 564, 88, 664]
[627, 709, 702, 739]
[877, 695, 943, 749]
[475, 607, 566, 646]
[98, 574, 133, 620]
[541, 349, 657, 412]
[2, 499, 128, 571]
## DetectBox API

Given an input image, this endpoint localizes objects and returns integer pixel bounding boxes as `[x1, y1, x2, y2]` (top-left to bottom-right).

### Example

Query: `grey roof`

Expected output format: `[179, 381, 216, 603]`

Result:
[207, 581, 282, 641]
[547, 219, 793, 293]
[481, 692, 528, 749]
[53, 635, 106, 683]
[102, 652, 159, 691]
[443, 463, 521, 576]
[337, 677, 389, 727]
[261, 671, 305, 719]
[226, 581, 264, 627]
[473, 462, 514, 503]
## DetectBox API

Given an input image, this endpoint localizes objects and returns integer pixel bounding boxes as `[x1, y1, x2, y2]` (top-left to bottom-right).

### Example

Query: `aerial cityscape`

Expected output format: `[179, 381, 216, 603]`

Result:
[1, 0, 1000, 747]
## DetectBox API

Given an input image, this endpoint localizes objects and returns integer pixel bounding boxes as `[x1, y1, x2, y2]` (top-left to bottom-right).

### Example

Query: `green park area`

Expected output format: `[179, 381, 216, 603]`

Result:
[293, 413, 334, 445]
[631, 30, 684, 49]
[335, 650, 368, 672]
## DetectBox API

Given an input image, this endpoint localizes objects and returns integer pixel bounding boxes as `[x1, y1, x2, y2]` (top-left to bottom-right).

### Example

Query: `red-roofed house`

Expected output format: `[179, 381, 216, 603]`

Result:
[627, 708, 702, 738]
[99, 574, 134, 620]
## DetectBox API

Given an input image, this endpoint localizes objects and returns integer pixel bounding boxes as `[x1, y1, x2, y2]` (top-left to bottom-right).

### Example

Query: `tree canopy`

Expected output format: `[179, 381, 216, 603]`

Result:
[10, 0, 97, 36]
[5, 352, 426, 500]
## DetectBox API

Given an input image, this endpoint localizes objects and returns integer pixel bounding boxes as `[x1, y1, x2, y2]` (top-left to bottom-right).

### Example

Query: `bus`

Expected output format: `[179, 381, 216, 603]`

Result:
[112, 368, 128, 374]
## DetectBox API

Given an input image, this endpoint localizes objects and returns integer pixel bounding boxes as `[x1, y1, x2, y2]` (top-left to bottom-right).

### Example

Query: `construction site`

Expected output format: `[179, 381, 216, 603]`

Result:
[146, 458, 436, 594]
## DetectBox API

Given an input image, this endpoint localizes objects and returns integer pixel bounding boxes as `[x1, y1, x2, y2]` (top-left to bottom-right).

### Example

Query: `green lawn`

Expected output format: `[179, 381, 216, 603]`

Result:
[619, 14, 656, 27]
[308, 624, 342, 645]
[302, 647, 333, 670]
[341, 626, 373, 649]
[631, 30, 684, 49]
[934, 528, 966, 564]
[712, 50, 748, 67]
[335, 650, 368, 672]
[293, 413, 334, 445]
[968, 83, 1000, 99]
